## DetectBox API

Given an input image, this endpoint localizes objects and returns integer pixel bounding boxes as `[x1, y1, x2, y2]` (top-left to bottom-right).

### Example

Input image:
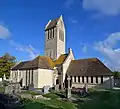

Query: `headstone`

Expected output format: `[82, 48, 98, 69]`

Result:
[55, 84, 59, 92]
[28, 83, 34, 91]
[84, 83, 88, 93]
[4, 82, 21, 94]
[4, 85, 13, 94]
[43, 85, 50, 94]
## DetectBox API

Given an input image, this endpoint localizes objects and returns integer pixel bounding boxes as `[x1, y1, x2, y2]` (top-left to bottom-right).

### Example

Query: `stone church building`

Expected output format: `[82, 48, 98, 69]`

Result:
[10, 15, 114, 89]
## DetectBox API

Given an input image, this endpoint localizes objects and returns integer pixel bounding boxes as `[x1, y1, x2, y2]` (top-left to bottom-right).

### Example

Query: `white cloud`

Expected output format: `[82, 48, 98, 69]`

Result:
[9, 40, 39, 59]
[0, 25, 11, 39]
[94, 32, 120, 71]
[64, 0, 74, 9]
[83, 0, 120, 16]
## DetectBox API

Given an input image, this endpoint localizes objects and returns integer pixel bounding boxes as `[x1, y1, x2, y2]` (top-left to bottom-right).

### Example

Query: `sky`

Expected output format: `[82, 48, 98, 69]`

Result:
[0, 0, 120, 71]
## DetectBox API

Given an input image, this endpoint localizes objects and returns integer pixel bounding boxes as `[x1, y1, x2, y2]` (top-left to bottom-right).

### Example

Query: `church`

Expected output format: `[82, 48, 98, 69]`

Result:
[10, 15, 114, 89]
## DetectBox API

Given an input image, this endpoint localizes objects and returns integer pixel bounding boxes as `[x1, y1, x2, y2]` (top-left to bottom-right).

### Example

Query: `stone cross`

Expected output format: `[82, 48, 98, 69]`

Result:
[66, 76, 71, 99]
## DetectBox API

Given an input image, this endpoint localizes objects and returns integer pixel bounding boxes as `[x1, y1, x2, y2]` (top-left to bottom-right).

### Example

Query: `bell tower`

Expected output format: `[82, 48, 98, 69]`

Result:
[44, 15, 65, 60]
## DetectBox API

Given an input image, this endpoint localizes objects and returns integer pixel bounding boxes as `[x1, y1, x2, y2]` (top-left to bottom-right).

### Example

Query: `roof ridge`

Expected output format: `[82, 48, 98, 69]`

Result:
[74, 57, 98, 61]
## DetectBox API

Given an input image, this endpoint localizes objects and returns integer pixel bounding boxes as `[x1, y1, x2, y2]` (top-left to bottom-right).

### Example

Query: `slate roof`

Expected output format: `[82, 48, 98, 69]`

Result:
[45, 18, 59, 31]
[67, 58, 112, 76]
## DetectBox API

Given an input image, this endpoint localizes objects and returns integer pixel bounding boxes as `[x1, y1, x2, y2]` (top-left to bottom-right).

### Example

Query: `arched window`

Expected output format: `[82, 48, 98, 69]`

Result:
[101, 76, 103, 83]
[74, 76, 76, 82]
[78, 76, 80, 83]
[56, 79, 59, 84]
[96, 76, 98, 83]
[91, 76, 93, 83]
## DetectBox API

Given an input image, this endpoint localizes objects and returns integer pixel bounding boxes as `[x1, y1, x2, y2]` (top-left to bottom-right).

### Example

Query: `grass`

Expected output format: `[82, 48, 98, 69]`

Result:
[19, 89, 120, 109]
[0, 86, 4, 93]
[43, 91, 65, 99]
[75, 89, 120, 109]
[21, 90, 39, 95]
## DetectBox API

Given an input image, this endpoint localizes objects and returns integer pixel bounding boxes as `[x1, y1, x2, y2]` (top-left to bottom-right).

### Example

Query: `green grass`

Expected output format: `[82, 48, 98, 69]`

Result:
[0, 86, 4, 93]
[43, 91, 65, 99]
[21, 90, 39, 95]
[21, 99, 76, 109]
[20, 89, 120, 109]
[75, 89, 120, 109]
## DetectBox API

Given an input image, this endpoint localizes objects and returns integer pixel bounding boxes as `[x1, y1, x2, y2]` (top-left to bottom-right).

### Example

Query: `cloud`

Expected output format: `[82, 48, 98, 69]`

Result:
[94, 32, 120, 71]
[0, 25, 11, 39]
[9, 40, 39, 59]
[68, 18, 78, 24]
[64, 0, 74, 9]
[83, 0, 120, 16]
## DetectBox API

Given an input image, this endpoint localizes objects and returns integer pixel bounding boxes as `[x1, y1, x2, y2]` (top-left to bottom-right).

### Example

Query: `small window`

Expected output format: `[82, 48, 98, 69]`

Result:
[96, 76, 98, 83]
[78, 76, 80, 83]
[31, 70, 33, 84]
[74, 76, 76, 83]
[82, 76, 84, 83]
[50, 30, 52, 39]
[48, 30, 49, 40]
[86, 76, 88, 83]
[53, 28, 54, 38]
[91, 76, 93, 83]
[101, 76, 103, 83]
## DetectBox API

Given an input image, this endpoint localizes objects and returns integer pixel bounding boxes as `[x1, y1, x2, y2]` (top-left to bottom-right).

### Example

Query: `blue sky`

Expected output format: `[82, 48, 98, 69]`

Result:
[0, 0, 120, 71]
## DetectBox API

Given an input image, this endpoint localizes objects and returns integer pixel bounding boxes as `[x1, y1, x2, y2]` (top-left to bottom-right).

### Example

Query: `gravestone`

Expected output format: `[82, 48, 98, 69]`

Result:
[84, 83, 88, 93]
[4, 82, 21, 94]
[43, 85, 50, 94]
[55, 84, 59, 92]
[4, 85, 13, 94]
[28, 83, 34, 91]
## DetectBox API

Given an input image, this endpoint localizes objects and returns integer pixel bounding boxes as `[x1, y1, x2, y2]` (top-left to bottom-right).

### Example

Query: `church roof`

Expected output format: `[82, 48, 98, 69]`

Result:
[67, 58, 112, 76]
[53, 54, 68, 66]
[12, 56, 54, 70]
[45, 17, 59, 31]
[11, 54, 69, 70]
[11, 61, 30, 70]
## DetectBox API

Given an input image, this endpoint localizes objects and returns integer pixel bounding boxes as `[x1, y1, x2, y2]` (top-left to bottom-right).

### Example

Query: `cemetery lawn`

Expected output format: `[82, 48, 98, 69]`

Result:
[0, 86, 4, 93]
[20, 89, 120, 109]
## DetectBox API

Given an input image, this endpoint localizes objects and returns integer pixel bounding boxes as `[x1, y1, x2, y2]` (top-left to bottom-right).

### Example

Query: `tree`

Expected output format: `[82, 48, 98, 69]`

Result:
[113, 71, 120, 78]
[0, 53, 16, 78]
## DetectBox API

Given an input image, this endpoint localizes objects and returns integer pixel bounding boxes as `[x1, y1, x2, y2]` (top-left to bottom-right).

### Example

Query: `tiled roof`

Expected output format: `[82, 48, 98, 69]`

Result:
[12, 56, 54, 70]
[45, 18, 59, 31]
[11, 54, 69, 70]
[67, 58, 112, 76]
[53, 54, 68, 66]
[11, 61, 30, 70]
